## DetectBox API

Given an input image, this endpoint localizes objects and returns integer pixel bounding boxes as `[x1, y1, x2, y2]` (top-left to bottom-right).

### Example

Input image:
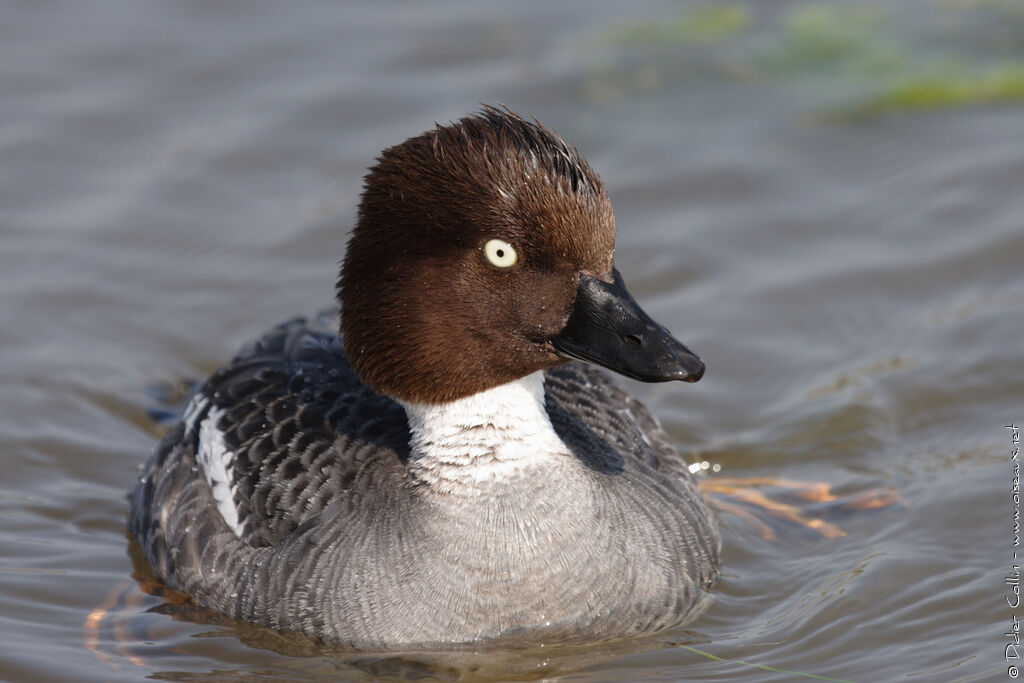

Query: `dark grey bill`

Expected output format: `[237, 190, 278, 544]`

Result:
[552, 269, 705, 383]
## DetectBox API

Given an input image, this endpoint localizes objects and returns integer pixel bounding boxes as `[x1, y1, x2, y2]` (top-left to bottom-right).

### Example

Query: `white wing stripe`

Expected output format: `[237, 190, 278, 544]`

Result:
[195, 406, 244, 537]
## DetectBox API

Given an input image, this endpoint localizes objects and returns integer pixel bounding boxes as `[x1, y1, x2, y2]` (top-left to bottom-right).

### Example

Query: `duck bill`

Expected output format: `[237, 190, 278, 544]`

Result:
[552, 269, 705, 383]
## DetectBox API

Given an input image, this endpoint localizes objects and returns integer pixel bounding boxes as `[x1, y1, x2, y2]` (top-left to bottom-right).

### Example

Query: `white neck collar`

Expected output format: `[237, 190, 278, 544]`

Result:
[398, 371, 570, 494]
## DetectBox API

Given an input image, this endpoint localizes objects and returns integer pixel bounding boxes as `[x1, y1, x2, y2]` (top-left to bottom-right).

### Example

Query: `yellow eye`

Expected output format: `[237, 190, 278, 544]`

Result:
[483, 239, 518, 268]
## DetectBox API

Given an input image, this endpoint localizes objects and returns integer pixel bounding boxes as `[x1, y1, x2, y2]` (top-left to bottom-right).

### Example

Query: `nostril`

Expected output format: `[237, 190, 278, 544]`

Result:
[623, 333, 643, 348]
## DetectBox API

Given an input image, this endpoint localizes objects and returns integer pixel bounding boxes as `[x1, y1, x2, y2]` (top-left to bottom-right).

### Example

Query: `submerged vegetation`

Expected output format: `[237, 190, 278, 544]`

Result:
[581, 1, 1024, 119]
[601, 4, 751, 48]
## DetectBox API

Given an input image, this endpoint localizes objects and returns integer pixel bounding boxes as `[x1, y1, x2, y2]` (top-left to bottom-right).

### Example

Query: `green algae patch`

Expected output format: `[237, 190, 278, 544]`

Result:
[829, 64, 1024, 120]
[599, 4, 750, 48]
[580, 0, 1024, 119]
[776, 3, 889, 67]
[876, 65, 1024, 109]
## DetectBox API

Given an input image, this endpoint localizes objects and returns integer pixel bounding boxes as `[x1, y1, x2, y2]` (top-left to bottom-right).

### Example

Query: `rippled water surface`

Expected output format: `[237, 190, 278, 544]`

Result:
[2, 1, 1020, 681]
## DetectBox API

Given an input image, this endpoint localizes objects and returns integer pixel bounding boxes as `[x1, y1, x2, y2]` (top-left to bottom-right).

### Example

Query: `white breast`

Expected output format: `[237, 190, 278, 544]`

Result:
[399, 371, 571, 494]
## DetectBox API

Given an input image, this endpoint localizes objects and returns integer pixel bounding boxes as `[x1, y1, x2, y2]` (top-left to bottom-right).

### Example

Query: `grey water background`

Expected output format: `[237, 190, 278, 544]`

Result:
[1, 1, 1020, 680]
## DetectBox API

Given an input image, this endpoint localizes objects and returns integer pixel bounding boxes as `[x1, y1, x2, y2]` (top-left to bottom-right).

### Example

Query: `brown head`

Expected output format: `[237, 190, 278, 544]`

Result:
[339, 106, 703, 404]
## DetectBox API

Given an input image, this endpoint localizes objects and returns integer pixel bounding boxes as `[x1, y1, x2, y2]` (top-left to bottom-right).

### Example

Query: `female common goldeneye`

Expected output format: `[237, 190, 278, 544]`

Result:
[129, 106, 720, 649]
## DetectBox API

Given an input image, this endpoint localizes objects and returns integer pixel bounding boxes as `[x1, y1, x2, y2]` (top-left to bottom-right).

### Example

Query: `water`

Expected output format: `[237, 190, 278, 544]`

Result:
[1, 1, 1019, 680]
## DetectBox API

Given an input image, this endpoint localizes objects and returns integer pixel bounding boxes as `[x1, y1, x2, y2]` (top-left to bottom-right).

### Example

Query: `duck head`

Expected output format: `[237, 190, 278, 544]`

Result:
[339, 106, 703, 404]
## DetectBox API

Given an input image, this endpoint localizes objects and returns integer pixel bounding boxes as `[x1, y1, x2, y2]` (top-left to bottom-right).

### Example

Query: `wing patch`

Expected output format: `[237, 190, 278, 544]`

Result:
[194, 405, 244, 537]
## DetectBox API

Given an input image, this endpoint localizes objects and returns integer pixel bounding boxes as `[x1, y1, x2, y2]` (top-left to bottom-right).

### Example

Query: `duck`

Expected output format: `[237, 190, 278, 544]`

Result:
[129, 106, 720, 650]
